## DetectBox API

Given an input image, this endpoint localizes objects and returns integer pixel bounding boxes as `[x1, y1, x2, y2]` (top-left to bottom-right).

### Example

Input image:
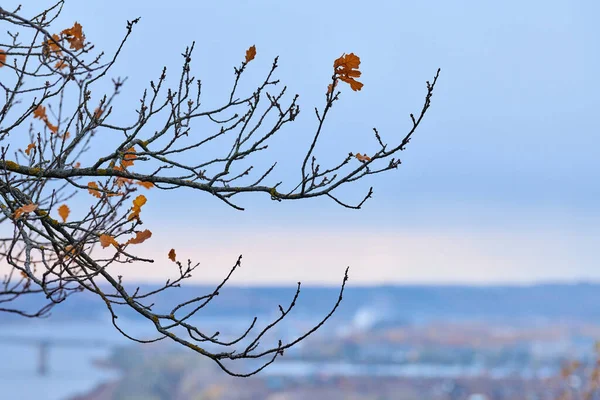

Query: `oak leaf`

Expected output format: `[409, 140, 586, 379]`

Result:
[126, 229, 152, 245]
[128, 194, 147, 220]
[245, 45, 256, 63]
[14, 203, 38, 219]
[33, 105, 47, 120]
[121, 147, 136, 168]
[87, 182, 102, 198]
[136, 181, 154, 189]
[25, 143, 36, 156]
[43, 34, 62, 57]
[333, 53, 363, 91]
[58, 204, 70, 222]
[45, 119, 59, 133]
[168, 249, 176, 262]
[355, 153, 371, 162]
[99, 234, 119, 249]
[55, 59, 68, 70]
[61, 22, 85, 51]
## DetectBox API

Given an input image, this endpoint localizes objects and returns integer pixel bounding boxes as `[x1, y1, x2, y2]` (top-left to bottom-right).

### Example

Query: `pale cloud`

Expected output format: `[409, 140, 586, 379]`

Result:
[100, 225, 599, 285]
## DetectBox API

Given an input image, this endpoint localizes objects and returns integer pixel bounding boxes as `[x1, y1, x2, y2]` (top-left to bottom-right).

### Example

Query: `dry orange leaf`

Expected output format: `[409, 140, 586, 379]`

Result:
[14, 203, 38, 219]
[127, 194, 147, 220]
[126, 229, 152, 245]
[64, 244, 78, 259]
[43, 34, 62, 57]
[99, 234, 119, 248]
[73, 162, 81, 168]
[121, 147, 136, 168]
[25, 143, 36, 156]
[45, 119, 59, 133]
[0, 49, 6, 67]
[245, 45, 256, 63]
[168, 249, 176, 262]
[58, 204, 70, 222]
[61, 22, 85, 51]
[94, 107, 103, 119]
[87, 182, 102, 198]
[33, 105, 47, 120]
[55, 59, 68, 70]
[333, 53, 363, 91]
[136, 181, 154, 189]
[355, 153, 371, 162]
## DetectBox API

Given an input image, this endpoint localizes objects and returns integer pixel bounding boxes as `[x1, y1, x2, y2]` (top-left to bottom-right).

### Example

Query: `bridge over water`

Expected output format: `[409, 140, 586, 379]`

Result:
[0, 335, 121, 376]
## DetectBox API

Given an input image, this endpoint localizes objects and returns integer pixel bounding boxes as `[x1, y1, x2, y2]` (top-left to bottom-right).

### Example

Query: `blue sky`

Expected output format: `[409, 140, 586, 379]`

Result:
[3, 0, 599, 284]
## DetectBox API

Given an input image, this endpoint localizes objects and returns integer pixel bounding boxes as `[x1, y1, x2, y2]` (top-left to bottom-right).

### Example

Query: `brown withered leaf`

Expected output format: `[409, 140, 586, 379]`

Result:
[58, 204, 70, 222]
[25, 143, 36, 156]
[14, 203, 38, 219]
[33, 105, 47, 120]
[121, 147, 136, 168]
[136, 181, 154, 189]
[87, 182, 102, 198]
[126, 229, 152, 245]
[61, 22, 85, 51]
[0, 49, 6, 67]
[333, 53, 363, 91]
[55, 59, 68, 70]
[168, 249, 176, 262]
[43, 34, 62, 57]
[127, 194, 147, 220]
[355, 153, 371, 162]
[245, 45, 256, 63]
[99, 234, 119, 249]
[45, 119, 59, 133]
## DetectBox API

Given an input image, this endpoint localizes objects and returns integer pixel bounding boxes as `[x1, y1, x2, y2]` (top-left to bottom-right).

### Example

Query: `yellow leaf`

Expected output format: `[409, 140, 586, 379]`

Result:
[58, 204, 70, 222]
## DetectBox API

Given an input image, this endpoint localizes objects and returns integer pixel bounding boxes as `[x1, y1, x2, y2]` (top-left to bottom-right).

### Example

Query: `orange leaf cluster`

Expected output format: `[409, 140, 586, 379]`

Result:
[333, 53, 363, 91]
[25, 143, 36, 156]
[0, 49, 6, 67]
[14, 203, 38, 219]
[245, 45, 256, 63]
[58, 204, 70, 222]
[128, 195, 147, 221]
[126, 230, 152, 245]
[168, 249, 176, 262]
[355, 153, 371, 162]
